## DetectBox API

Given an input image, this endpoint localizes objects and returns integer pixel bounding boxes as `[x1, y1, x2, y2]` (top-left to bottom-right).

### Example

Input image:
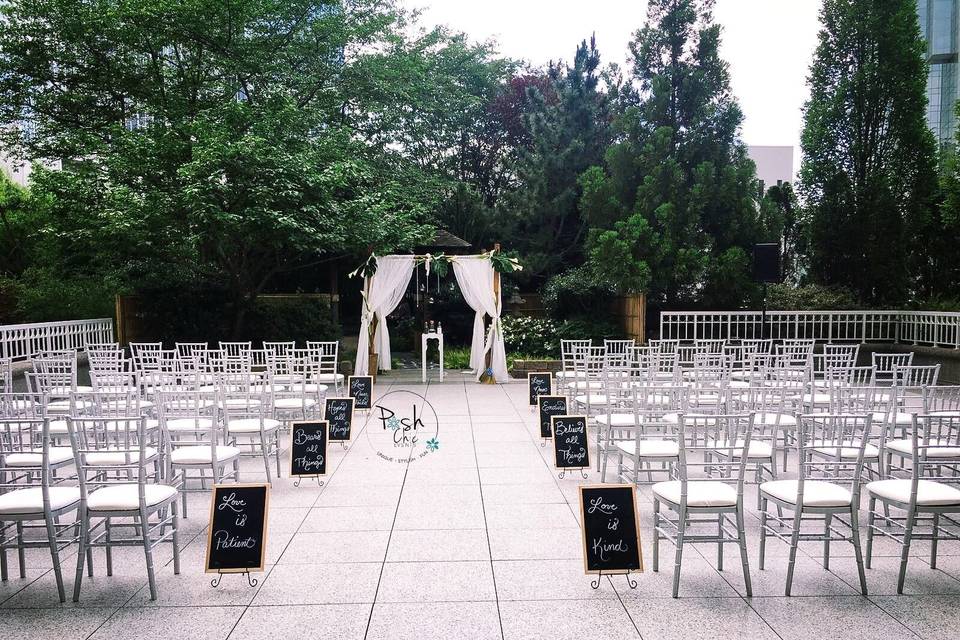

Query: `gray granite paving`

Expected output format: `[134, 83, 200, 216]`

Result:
[3, 370, 959, 639]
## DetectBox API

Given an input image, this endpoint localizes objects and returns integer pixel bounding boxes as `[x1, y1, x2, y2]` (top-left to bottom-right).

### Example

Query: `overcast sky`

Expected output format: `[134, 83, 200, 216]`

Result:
[403, 0, 824, 169]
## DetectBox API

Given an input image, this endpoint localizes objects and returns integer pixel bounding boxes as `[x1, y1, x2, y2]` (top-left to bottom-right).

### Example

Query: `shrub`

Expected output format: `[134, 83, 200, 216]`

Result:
[501, 315, 559, 357]
[766, 283, 861, 311]
[541, 265, 617, 320]
[556, 317, 621, 344]
[2, 267, 118, 322]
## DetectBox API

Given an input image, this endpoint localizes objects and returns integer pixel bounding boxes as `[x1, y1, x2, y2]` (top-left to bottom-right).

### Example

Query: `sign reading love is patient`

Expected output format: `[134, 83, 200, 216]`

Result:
[205, 484, 269, 574]
[579, 484, 643, 575]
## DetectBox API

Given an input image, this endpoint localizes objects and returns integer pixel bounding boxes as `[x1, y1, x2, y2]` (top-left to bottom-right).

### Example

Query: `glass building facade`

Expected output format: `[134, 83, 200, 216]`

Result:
[919, 0, 960, 145]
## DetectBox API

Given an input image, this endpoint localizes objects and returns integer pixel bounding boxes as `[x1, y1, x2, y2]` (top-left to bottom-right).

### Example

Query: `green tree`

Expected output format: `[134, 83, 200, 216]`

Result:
[501, 37, 611, 284]
[582, 0, 762, 309]
[0, 0, 495, 333]
[798, 0, 938, 305]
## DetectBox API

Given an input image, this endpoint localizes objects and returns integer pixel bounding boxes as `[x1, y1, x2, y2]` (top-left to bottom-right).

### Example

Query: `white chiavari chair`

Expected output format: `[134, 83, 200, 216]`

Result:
[759, 413, 871, 596]
[872, 352, 914, 386]
[219, 373, 281, 484]
[305, 341, 343, 394]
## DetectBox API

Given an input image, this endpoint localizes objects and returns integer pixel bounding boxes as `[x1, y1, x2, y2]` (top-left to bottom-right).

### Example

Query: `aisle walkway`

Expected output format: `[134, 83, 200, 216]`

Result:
[3, 373, 960, 639]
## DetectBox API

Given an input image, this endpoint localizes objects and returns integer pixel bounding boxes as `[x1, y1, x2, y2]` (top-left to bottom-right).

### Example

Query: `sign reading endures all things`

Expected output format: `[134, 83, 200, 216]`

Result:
[537, 395, 567, 440]
[205, 484, 269, 574]
[289, 421, 328, 478]
[579, 484, 643, 575]
[324, 397, 355, 442]
[348, 375, 372, 410]
[527, 372, 553, 406]
[551, 415, 590, 470]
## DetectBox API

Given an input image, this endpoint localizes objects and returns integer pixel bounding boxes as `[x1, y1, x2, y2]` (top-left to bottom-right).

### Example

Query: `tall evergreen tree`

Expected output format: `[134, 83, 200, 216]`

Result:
[501, 37, 610, 284]
[582, 0, 761, 309]
[799, 0, 938, 305]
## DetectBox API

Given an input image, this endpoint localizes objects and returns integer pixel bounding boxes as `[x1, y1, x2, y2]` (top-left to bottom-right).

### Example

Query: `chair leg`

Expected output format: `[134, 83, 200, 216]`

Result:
[171, 499, 181, 576]
[823, 513, 832, 570]
[652, 499, 660, 572]
[73, 510, 89, 602]
[274, 433, 282, 478]
[105, 519, 114, 576]
[897, 509, 917, 595]
[717, 513, 724, 571]
[759, 497, 768, 571]
[849, 506, 868, 596]
[0, 521, 7, 581]
[931, 513, 940, 570]
[141, 509, 158, 601]
[15, 522, 25, 579]
[736, 506, 752, 597]
[865, 497, 876, 569]
[785, 511, 802, 596]
[43, 514, 66, 603]
[672, 507, 687, 598]
[261, 438, 273, 485]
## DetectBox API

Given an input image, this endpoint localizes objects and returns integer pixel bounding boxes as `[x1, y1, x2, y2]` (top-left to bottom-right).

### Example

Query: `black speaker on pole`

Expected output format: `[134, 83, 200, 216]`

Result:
[753, 243, 781, 283]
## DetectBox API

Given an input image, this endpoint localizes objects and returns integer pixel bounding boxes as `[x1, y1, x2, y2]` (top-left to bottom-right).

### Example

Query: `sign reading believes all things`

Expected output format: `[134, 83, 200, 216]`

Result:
[578, 484, 643, 575]
[289, 421, 328, 478]
[205, 484, 269, 574]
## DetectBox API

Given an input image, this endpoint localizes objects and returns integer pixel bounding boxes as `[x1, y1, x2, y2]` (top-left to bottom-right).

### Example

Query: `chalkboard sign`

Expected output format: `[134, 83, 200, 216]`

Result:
[527, 372, 553, 406]
[552, 415, 590, 469]
[205, 484, 270, 574]
[348, 375, 372, 410]
[538, 395, 567, 439]
[579, 484, 643, 575]
[324, 397, 355, 442]
[289, 421, 328, 477]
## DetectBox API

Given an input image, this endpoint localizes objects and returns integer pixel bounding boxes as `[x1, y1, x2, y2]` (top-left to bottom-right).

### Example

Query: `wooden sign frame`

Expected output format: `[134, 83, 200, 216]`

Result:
[347, 375, 373, 410]
[527, 371, 553, 406]
[551, 414, 590, 470]
[578, 483, 644, 575]
[205, 483, 270, 574]
[289, 420, 329, 479]
[324, 397, 355, 442]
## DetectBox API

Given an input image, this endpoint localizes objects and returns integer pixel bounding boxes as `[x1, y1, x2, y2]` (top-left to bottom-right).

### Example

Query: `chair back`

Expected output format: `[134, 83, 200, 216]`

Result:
[32, 356, 77, 397]
[893, 364, 940, 414]
[0, 417, 74, 505]
[676, 413, 754, 496]
[560, 340, 591, 374]
[796, 413, 871, 499]
[890, 416, 960, 497]
[218, 341, 252, 357]
[924, 385, 960, 415]
[649, 339, 679, 355]
[694, 339, 726, 354]
[872, 352, 914, 385]
[305, 341, 340, 380]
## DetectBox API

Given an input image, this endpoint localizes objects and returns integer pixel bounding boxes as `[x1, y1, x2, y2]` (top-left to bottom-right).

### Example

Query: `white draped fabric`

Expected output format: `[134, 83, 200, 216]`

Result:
[452, 256, 509, 382]
[355, 255, 415, 376]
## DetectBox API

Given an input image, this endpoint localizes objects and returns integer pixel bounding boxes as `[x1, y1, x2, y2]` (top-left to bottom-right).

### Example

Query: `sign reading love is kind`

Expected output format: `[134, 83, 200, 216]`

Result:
[579, 484, 643, 575]
[289, 421, 328, 478]
[205, 484, 269, 574]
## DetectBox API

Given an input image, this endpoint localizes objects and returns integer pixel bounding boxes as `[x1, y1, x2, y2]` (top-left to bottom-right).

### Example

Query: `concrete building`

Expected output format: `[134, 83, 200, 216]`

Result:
[747, 145, 794, 192]
[919, 0, 960, 145]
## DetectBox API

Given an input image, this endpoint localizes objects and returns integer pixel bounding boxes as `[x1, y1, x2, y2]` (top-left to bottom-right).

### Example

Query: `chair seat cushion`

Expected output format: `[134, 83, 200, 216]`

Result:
[85, 447, 159, 466]
[866, 479, 960, 506]
[227, 418, 282, 433]
[871, 411, 915, 425]
[652, 480, 737, 507]
[760, 479, 852, 507]
[574, 394, 608, 406]
[616, 439, 679, 458]
[165, 417, 215, 432]
[595, 413, 638, 427]
[885, 438, 960, 458]
[802, 393, 832, 405]
[273, 398, 318, 410]
[170, 445, 242, 465]
[930, 410, 960, 418]
[46, 399, 92, 413]
[4, 447, 74, 467]
[756, 412, 797, 427]
[87, 483, 178, 511]
[811, 440, 879, 459]
[312, 373, 344, 384]
[708, 439, 773, 458]
[568, 381, 604, 391]
[303, 384, 328, 393]
[0, 486, 81, 515]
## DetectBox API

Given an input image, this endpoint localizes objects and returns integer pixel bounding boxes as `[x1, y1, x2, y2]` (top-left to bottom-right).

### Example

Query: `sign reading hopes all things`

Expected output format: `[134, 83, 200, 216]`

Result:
[579, 484, 644, 575]
[527, 372, 553, 406]
[325, 397, 355, 442]
[551, 415, 590, 470]
[538, 395, 567, 440]
[348, 375, 372, 410]
[289, 421, 328, 477]
[206, 484, 269, 574]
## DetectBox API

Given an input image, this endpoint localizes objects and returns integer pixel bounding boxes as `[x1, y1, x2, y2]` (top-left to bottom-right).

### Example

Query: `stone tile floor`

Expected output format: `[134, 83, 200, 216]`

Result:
[3, 370, 960, 639]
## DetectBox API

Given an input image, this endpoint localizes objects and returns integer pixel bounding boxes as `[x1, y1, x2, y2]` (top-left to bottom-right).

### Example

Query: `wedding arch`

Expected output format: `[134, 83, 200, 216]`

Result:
[352, 248, 520, 383]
